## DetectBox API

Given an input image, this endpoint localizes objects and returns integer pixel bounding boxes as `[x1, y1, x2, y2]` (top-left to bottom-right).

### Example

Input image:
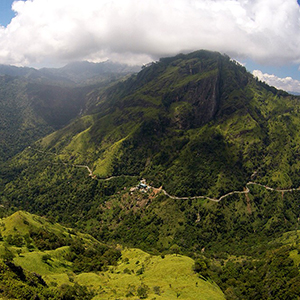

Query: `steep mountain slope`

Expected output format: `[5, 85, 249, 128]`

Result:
[2, 50, 300, 223]
[28, 50, 299, 197]
[3, 50, 300, 228]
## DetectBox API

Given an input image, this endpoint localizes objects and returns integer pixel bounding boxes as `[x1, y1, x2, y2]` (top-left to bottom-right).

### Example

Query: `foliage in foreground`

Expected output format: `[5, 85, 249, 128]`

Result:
[0, 259, 95, 300]
[0, 211, 225, 300]
[194, 243, 300, 300]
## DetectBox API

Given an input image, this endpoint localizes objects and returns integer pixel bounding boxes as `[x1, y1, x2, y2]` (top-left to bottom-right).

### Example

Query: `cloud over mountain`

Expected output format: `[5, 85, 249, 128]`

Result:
[0, 0, 300, 67]
[253, 70, 300, 94]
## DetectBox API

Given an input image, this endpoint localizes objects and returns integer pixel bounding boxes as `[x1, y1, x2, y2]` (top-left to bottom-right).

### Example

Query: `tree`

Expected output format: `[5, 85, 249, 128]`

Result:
[137, 283, 149, 299]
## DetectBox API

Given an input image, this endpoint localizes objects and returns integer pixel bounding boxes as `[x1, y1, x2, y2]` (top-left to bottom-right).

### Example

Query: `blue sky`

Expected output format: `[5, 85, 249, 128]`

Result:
[0, 0, 15, 27]
[244, 59, 300, 81]
[1, 0, 300, 93]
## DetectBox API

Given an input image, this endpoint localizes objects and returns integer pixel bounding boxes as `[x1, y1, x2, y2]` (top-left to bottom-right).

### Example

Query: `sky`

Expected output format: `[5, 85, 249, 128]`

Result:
[1, 1, 300, 93]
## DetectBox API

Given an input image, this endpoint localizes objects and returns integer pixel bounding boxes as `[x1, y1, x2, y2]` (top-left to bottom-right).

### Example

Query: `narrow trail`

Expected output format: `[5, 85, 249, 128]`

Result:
[50, 162, 93, 177]
[73, 164, 93, 177]
[29, 147, 94, 177]
[28, 146, 300, 203]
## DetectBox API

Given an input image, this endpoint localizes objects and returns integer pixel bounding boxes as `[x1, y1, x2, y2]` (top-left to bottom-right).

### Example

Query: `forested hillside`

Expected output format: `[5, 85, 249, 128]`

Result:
[0, 61, 140, 85]
[0, 62, 138, 162]
[1, 50, 300, 299]
[0, 75, 89, 162]
[16, 50, 299, 197]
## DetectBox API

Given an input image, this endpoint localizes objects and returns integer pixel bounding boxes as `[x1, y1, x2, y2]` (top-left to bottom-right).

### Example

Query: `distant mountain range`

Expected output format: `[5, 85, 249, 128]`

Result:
[0, 61, 140, 162]
[0, 60, 141, 85]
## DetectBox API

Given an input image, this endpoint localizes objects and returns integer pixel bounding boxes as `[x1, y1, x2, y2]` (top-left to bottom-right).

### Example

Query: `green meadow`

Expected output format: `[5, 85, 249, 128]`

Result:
[0, 211, 225, 300]
[75, 248, 225, 300]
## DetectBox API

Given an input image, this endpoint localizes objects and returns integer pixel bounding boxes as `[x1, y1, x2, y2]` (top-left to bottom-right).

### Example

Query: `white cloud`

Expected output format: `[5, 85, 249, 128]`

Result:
[253, 70, 300, 94]
[0, 0, 300, 67]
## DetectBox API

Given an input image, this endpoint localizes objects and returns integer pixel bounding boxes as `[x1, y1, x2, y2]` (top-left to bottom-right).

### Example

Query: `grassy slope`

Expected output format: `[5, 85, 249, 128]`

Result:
[2, 209, 300, 300]
[0, 211, 225, 300]
[76, 248, 224, 300]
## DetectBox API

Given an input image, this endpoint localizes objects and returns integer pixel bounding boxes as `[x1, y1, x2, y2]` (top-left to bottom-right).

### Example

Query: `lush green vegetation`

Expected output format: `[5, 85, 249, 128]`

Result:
[2, 50, 300, 298]
[194, 236, 300, 299]
[0, 75, 90, 163]
[11, 50, 300, 197]
[0, 211, 120, 299]
[0, 211, 225, 300]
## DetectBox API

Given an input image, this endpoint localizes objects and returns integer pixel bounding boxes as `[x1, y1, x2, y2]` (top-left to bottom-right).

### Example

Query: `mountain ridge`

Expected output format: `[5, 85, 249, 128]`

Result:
[31, 50, 300, 196]
[0, 60, 140, 85]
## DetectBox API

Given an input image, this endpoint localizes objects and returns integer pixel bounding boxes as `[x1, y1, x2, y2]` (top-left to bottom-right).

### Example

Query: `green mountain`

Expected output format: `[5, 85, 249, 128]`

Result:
[2, 50, 300, 299]
[21, 50, 299, 196]
[0, 211, 225, 300]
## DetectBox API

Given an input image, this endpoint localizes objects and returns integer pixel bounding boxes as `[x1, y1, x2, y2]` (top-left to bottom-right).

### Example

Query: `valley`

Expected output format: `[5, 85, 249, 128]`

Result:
[1, 50, 300, 299]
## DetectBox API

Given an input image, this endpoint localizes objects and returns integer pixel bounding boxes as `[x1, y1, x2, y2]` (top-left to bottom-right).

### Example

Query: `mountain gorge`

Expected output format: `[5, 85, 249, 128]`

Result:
[0, 61, 139, 162]
[1, 50, 300, 299]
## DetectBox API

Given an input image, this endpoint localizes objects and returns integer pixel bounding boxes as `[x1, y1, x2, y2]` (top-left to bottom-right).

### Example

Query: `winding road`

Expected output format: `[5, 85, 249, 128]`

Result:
[160, 182, 300, 202]
[28, 146, 300, 202]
